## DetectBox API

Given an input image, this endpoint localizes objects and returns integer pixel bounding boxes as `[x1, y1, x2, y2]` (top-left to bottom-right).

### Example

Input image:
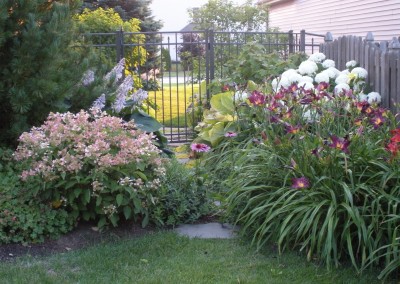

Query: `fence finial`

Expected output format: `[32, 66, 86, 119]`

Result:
[365, 32, 374, 42]
[325, 32, 333, 42]
[389, 37, 400, 50]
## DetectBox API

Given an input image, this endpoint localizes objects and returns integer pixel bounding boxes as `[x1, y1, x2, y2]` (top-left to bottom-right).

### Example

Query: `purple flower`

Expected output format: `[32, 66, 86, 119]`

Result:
[292, 177, 310, 189]
[190, 143, 211, 153]
[224, 131, 237, 137]
[248, 90, 266, 106]
[329, 135, 350, 153]
[311, 147, 323, 157]
[370, 114, 385, 129]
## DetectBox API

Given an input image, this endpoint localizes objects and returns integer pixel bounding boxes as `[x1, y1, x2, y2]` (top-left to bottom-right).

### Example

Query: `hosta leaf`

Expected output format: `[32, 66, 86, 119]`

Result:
[210, 92, 234, 115]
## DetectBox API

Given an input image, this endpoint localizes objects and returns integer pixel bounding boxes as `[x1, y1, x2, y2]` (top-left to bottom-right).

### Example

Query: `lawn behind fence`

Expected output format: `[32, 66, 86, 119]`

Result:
[148, 83, 200, 128]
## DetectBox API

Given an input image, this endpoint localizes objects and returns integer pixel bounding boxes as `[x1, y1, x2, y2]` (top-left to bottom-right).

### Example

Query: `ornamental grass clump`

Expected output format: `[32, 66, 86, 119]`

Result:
[14, 108, 166, 228]
[203, 54, 400, 279]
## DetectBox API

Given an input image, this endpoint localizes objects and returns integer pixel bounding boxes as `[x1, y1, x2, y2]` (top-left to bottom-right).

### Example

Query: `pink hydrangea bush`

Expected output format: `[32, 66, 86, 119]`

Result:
[14, 108, 166, 228]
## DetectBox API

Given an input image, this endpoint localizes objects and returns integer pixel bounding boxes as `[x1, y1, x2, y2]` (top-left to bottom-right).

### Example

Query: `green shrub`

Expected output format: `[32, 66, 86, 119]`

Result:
[224, 42, 306, 86]
[14, 109, 166, 229]
[150, 159, 213, 226]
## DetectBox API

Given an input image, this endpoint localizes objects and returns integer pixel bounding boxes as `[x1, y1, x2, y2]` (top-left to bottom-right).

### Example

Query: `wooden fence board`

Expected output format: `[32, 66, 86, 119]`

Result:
[319, 34, 400, 109]
[381, 51, 390, 108]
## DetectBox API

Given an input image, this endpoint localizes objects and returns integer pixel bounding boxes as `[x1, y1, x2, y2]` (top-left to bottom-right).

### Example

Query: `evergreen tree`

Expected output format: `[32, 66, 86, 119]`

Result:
[0, 0, 91, 147]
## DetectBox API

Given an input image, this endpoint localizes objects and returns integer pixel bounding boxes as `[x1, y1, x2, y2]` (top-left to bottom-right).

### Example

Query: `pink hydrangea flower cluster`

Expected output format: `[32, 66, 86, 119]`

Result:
[14, 108, 165, 183]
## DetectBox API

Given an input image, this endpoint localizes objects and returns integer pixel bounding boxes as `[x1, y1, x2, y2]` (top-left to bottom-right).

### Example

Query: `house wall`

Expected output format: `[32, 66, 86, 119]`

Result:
[261, 0, 400, 41]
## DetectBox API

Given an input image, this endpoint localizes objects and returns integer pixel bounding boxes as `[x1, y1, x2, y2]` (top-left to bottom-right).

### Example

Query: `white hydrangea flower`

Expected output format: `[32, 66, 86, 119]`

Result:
[334, 83, 350, 94]
[271, 78, 278, 91]
[278, 76, 291, 89]
[288, 73, 303, 84]
[367, 92, 381, 104]
[272, 77, 291, 91]
[322, 59, 335, 69]
[358, 93, 368, 102]
[346, 60, 357, 68]
[300, 76, 314, 83]
[281, 69, 298, 78]
[299, 81, 315, 91]
[351, 67, 368, 79]
[325, 67, 340, 79]
[298, 60, 318, 76]
[308, 52, 326, 63]
[234, 91, 249, 102]
[282, 69, 302, 83]
[341, 69, 350, 75]
[335, 74, 349, 85]
[314, 72, 330, 83]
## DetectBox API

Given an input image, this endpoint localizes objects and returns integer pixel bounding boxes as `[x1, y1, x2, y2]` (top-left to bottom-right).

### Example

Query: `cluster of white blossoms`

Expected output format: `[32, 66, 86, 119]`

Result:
[88, 58, 149, 113]
[271, 52, 382, 104]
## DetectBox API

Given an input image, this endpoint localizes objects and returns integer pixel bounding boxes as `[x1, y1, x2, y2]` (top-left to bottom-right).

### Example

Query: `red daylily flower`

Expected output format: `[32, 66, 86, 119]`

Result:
[390, 129, 400, 143]
[386, 142, 399, 156]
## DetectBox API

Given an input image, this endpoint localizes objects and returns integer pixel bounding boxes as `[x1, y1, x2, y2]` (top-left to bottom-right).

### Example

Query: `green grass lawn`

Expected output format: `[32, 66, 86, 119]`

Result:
[148, 83, 201, 128]
[0, 231, 389, 283]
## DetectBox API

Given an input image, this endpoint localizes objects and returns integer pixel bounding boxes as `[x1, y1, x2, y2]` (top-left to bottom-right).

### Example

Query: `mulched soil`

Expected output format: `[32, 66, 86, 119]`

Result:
[0, 215, 220, 262]
[0, 220, 155, 262]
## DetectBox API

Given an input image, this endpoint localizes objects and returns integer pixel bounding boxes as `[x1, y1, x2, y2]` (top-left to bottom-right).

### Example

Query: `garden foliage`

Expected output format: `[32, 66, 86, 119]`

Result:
[75, 7, 146, 76]
[201, 53, 400, 279]
[0, 148, 75, 244]
[0, 0, 91, 147]
[150, 159, 213, 226]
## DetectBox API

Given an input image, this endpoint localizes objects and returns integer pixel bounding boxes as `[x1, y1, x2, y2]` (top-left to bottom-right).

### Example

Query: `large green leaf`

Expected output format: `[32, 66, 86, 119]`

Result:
[130, 110, 162, 132]
[210, 92, 235, 115]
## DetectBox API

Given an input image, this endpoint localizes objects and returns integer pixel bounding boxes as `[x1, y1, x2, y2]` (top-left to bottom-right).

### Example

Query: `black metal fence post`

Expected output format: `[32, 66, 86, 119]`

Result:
[300, 29, 306, 52]
[115, 28, 124, 63]
[288, 30, 294, 54]
[205, 29, 215, 101]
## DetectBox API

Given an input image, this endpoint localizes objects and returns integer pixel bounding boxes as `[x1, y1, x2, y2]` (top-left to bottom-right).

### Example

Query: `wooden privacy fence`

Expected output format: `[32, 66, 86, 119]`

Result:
[319, 32, 400, 112]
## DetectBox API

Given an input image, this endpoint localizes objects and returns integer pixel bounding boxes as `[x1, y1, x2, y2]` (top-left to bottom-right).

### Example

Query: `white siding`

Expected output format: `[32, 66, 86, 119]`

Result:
[266, 0, 400, 41]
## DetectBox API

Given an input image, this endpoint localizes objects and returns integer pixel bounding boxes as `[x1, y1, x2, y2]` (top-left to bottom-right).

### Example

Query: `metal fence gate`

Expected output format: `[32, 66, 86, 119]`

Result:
[83, 30, 324, 143]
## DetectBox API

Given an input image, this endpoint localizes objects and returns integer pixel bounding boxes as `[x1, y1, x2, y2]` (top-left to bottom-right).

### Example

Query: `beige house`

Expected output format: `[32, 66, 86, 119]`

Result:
[258, 0, 400, 41]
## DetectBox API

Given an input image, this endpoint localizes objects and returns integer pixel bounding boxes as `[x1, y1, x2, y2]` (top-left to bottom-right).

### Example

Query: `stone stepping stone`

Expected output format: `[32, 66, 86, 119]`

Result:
[174, 222, 238, 239]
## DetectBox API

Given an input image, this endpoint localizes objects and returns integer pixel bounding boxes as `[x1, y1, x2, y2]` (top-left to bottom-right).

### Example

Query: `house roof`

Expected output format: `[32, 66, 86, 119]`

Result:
[180, 23, 200, 32]
[257, 0, 292, 6]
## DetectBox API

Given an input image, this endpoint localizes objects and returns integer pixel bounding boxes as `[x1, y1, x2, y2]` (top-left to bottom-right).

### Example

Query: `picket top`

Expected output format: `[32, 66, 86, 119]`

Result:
[320, 32, 400, 112]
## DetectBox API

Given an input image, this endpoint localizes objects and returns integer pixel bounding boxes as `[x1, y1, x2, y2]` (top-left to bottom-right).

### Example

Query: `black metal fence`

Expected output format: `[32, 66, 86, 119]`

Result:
[83, 29, 324, 143]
